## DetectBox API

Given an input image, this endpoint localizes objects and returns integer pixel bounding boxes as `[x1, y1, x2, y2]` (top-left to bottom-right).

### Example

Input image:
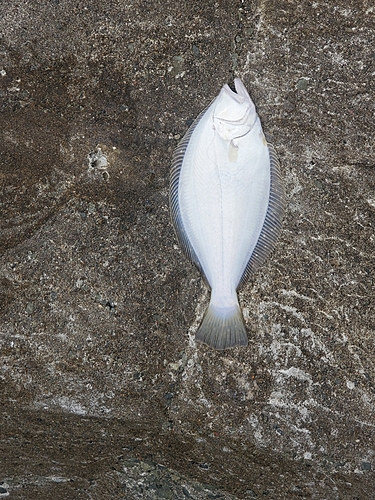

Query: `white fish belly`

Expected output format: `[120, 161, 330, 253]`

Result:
[178, 113, 270, 308]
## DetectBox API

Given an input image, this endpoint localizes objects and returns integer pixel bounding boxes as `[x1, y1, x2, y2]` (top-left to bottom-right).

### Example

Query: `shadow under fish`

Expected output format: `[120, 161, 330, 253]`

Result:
[170, 78, 285, 350]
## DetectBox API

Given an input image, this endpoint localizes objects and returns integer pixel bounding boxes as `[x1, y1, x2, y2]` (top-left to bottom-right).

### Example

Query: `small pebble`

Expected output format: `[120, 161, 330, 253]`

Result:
[296, 78, 309, 90]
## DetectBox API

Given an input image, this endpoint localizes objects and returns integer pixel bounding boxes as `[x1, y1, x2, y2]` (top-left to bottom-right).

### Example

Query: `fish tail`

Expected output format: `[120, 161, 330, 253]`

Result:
[195, 303, 248, 350]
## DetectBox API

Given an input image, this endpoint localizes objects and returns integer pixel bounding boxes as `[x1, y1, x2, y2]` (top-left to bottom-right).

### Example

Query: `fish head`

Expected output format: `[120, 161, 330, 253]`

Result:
[212, 78, 257, 141]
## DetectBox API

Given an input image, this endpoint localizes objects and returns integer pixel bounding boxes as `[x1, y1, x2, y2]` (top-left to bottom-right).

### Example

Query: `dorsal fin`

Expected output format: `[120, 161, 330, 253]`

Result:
[237, 142, 285, 290]
[169, 102, 214, 287]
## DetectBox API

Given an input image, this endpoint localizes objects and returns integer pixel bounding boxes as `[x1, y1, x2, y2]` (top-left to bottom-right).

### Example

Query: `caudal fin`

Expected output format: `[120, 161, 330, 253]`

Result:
[195, 303, 248, 350]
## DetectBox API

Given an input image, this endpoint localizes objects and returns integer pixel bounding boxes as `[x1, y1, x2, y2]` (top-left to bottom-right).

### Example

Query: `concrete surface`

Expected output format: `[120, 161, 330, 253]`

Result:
[1, 0, 374, 498]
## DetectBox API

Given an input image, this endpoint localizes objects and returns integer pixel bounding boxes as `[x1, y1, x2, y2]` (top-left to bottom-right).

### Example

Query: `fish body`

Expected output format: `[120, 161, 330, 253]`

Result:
[170, 79, 284, 349]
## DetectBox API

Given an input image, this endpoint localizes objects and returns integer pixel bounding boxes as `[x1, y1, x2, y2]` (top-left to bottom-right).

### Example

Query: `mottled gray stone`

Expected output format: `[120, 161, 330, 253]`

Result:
[1, 0, 375, 499]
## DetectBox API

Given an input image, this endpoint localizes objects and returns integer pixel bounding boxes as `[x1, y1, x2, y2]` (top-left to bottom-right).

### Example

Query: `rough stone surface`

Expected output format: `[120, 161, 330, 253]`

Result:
[1, 0, 374, 498]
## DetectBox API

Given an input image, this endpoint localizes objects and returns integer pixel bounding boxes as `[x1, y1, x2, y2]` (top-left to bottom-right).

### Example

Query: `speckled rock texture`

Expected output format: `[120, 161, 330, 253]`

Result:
[1, 0, 374, 498]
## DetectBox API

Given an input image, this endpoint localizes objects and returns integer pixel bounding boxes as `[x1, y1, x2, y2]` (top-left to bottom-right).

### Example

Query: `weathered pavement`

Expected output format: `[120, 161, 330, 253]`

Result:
[1, 1, 374, 498]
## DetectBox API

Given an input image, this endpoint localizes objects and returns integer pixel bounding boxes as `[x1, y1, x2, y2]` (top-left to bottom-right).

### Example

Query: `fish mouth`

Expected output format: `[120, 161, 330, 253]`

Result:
[213, 78, 257, 140]
[222, 78, 250, 102]
[222, 78, 254, 105]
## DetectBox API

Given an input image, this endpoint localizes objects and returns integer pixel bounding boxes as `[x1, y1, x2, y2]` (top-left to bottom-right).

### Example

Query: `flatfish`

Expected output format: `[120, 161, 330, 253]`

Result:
[170, 79, 284, 349]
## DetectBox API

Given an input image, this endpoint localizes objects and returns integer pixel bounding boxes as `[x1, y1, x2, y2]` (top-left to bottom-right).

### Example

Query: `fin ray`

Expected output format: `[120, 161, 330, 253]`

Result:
[237, 142, 285, 290]
[195, 303, 248, 350]
[169, 101, 215, 286]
